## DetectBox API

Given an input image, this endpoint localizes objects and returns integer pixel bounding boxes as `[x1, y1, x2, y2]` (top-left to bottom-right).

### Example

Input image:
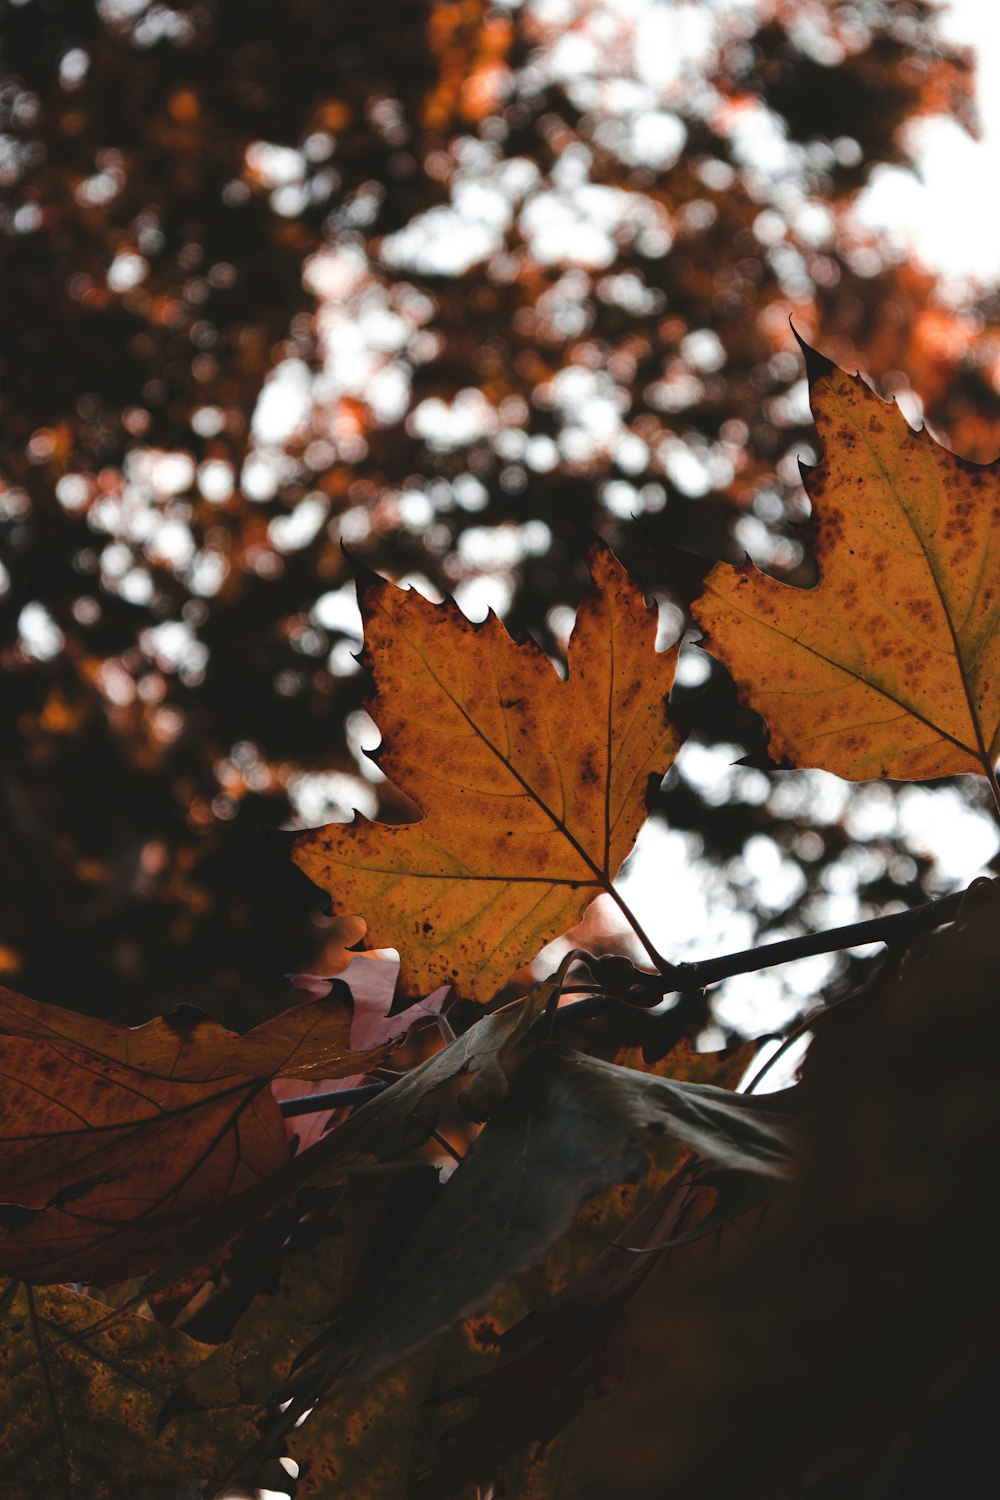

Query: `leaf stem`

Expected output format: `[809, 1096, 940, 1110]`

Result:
[740, 1019, 815, 1096]
[740, 989, 858, 1095]
[604, 883, 671, 973]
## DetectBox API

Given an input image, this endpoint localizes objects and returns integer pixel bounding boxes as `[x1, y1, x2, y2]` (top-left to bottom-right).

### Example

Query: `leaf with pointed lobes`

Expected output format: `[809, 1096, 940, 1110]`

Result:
[276, 960, 452, 1149]
[290, 538, 683, 1004]
[0, 982, 396, 1284]
[0, 1278, 283, 1499]
[159, 1163, 442, 1432]
[692, 337, 1000, 784]
[267, 1045, 796, 1432]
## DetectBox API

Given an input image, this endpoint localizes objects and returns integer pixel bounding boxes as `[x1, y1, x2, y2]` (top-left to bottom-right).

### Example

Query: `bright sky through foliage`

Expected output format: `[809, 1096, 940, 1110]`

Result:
[857, 0, 1000, 285]
[255, 0, 1000, 1045]
[536, 1, 1000, 1031]
[619, 0, 1000, 1002]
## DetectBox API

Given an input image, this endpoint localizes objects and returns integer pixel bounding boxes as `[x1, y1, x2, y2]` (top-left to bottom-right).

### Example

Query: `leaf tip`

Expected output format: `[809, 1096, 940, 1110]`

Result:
[343, 546, 390, 607]
[790, 322, 836, 385]
[733, 742, 794, 772]
[571, 520, 615, 574]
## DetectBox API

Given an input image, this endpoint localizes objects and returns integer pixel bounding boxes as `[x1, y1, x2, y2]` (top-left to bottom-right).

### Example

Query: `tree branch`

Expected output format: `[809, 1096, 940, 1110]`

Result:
[279, 1081, 388, 1117]
[662, 888, 963, 989]
[277, 889, 966, 1119]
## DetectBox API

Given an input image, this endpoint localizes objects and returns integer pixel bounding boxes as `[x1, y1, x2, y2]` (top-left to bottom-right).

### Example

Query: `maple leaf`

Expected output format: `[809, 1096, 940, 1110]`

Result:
[165, 1039, 775, 1497]
[290, 538, 682, 1002]
[168, 1168, 439, 1408]
[414, 1041, 763, 1499]
[692, 338, 1000, 791]
[414, 1168, 712, 1500]
[0, 982, 394, 1283]
[273, 961, 452, 1151]
[288, 956, 451, 1051]
[286, 1342, 455, 1499]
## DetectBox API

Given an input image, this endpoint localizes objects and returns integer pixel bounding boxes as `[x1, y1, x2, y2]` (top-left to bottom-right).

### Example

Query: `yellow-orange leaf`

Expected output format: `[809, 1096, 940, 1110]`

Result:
[291, 540, 681, 1002]
[693, 341, 1000, 785]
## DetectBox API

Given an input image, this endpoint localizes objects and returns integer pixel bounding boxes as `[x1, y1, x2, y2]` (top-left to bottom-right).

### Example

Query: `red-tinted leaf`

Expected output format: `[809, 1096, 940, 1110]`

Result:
[0, 982, 395, 1282]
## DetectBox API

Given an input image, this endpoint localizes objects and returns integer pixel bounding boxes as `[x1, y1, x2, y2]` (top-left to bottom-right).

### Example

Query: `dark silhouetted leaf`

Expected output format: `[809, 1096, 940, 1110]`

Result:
[274, 1045, 795, 1418]
[583, 881, 1000, 1499]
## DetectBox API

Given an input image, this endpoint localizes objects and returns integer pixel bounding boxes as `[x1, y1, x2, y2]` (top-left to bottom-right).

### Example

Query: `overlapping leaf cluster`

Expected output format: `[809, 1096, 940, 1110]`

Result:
[3, 346, 1000, 1496]
[1, 0, 990, 1033]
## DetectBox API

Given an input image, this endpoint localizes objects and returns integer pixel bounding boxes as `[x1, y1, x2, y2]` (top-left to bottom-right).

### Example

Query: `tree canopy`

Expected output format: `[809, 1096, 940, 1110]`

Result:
[3, 0, 997, 1025]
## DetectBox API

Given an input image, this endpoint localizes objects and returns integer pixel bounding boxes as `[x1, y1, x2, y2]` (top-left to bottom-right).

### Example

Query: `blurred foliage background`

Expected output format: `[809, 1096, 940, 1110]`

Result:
[2, 0, 998, 1027]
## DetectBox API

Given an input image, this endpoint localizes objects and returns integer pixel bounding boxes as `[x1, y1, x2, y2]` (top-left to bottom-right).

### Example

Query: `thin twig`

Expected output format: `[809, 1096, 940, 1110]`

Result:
[279, 1081, 387, 1117]
[277, 890, 966, 1119]
[600, 888, 964, 1001]
[431, 1128, 464, 1164]
[516, 890, 965, 1029]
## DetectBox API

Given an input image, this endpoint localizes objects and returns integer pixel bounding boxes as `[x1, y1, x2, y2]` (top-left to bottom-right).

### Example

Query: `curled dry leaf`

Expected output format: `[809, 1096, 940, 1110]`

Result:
[0, 983, 395, 1283]
[693, 338, 1000, 788]
[291, 538, 682, 1002]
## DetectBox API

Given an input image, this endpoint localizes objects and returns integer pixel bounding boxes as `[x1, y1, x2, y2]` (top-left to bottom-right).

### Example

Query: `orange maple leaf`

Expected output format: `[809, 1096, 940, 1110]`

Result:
[291, 539, 682, 1002]
[693, 340, 1000, 797]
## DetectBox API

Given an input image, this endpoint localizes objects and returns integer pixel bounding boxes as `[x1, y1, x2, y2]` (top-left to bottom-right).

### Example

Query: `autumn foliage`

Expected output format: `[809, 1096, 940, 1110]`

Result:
[4, 2, 1000, 1496]
[2, 0, 994, 1026]
[696, 338, 1000, 786]
[2, 337, 1000, 1496]
[290, 540, 681, 998]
